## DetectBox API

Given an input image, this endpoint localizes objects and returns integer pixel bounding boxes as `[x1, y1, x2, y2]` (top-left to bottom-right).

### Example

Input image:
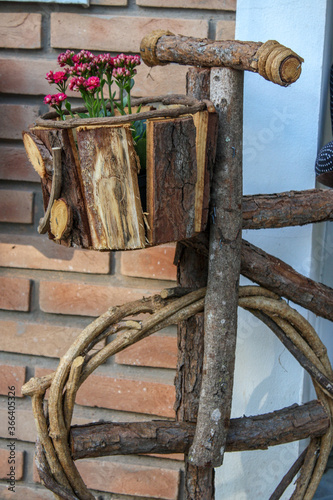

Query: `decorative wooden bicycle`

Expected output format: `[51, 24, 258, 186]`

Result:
[22, 32, 333, 499]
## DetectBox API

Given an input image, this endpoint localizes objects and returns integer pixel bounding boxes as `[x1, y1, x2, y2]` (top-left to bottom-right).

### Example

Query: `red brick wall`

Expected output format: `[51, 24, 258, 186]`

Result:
[0, 1, 235, 498]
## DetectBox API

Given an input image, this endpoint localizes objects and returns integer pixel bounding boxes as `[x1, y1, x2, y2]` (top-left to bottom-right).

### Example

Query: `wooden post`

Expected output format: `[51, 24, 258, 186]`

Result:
[174, 67, 213, 499]
[189, 68, 244, 468]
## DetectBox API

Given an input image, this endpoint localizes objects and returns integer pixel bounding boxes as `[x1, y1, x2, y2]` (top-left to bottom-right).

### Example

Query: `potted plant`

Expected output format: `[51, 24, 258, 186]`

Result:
[23, 50, 218, 251]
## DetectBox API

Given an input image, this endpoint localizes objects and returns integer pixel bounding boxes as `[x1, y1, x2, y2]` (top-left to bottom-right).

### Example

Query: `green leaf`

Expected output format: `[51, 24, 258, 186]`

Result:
[114, 101, 126, 115]
[135, 137, 147, 170]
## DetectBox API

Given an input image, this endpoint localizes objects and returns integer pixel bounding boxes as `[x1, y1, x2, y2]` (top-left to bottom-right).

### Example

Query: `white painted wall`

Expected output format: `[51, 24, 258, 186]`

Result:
[215, 1, 331, 499]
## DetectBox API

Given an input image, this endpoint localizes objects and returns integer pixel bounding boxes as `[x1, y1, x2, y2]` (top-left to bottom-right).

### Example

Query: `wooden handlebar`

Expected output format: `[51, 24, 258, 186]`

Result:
[140, 31, 304, 87]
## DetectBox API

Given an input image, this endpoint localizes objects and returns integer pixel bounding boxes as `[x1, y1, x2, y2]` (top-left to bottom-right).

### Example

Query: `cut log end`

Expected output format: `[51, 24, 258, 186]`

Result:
[23, 132, 47, 178]
[50, 199, 72, 240]
[280, 56, 303, 84]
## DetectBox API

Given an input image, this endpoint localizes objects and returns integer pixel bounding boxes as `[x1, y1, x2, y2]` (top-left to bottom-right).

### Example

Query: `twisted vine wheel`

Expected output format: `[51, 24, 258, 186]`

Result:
[22, 285, 333, 499]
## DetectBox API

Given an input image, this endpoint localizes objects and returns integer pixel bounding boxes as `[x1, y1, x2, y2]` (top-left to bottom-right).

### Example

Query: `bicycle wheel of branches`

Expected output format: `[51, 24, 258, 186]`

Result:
[22, 285, 333, 500]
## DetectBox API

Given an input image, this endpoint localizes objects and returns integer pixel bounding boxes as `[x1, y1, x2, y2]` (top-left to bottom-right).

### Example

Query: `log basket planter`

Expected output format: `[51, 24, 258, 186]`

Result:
[23, 94, 218, 250]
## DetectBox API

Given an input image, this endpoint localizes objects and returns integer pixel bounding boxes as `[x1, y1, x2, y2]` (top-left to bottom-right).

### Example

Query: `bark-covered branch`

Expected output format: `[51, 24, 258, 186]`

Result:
[70, 401, 329, 460]
[180, 234, 333, 322]
[243, 189, 333, 229]
[140, 33, 303, 86]
[241, 240, 333, 322]
[188, 68, 244, 468]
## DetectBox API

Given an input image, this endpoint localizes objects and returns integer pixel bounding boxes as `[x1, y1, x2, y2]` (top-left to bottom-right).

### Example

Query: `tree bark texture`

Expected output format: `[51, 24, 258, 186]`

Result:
[146, 112, 217, 245]
[188, 68, 244, 469]
[241, 239, 333, 322]
[175, 66, 213, 500]
[70, 401, 329, 460]
[140, 34, 303, 86]
[242, 189, 333, 229]
[181, 234, 333, 323]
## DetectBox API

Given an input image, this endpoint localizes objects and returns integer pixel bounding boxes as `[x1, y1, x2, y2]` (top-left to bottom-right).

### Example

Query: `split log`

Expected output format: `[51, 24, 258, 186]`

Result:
[188, 67, 243, 468]
[175, 67, 213, 500]
[22, 131, 53, 178]
[140, 33, 303, 86]
[146, 112, 217, 245]
[70, 400, 329, 460]
[146, 116, 198, 245]
[243, 189, 333, 229]
[76, 125, 145, 250]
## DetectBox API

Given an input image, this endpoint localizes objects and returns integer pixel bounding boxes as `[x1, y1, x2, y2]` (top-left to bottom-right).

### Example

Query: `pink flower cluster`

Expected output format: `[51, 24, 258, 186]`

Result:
[46, 70, 68, 85]
[68, 76, 100, 93]
[44, 49, 141, 118]
[112, 54, 140, 81]
[44, 93, 67, 106]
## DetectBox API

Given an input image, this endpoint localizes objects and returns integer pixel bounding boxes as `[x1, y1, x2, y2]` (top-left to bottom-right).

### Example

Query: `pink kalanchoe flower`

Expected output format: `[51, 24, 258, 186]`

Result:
[57, 50, 75, 67]
[44, 94, 53, 104]
[57, 93, 67, 102]
[68, 76, 86, 92]
[53, 71, 68, 84]
[72, 50, 94, 65]
[44, 93, 67, 106]
[85, 76, 100, 92]
[45, 71, 54, 83]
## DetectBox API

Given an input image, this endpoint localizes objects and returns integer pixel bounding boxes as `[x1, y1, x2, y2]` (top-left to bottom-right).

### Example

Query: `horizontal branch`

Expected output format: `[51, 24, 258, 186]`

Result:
[243, 189, 333, 229]
[70, 400, 329, 460]
[179, 231, 333, 322]
[241, 240, 333, 322]
[140, 33, 303, 86]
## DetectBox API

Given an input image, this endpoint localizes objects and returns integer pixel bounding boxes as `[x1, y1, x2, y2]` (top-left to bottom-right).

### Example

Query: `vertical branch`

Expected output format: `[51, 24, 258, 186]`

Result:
[174, 67, 214, 499]
[189, 68, 244, 467]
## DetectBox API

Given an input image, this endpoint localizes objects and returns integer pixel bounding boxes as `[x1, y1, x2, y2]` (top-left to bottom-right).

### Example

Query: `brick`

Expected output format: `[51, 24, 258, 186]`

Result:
[0, 320, 83, 358]
[40, 281, 152, 317]
[115, 335, 177, 368]
[0, 190, 33, 224]
[0, 485, 55, 500]
[0, 406, 89, 443]
[0, 104, 40, 140]
[51, 14, 208, 53]
[0, 145, 39, 182]
[0, 14, 41, 49]
[121, 245, 176, 280]
[77, 374, 175, 417]
[0, 57, 56, 96]
[132, 63, 188, 97]
[0, 408, 35, 442]
[0, 57, 108, 100]
[0, 235, 110, 274]
[0, 365, 26, 397]
[216, 20, 236, 40]
[77, 459, 180, 499]
[137, 0, 236, 9]
[91, 0, 127, 4]
[0, 277, 31, 312]
[35, 366, 175, 417]
[0, 448, 24, 480]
